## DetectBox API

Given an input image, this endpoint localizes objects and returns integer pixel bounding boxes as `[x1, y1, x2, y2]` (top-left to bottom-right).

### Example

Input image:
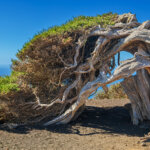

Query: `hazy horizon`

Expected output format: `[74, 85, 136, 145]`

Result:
[0, 65, 11, 76]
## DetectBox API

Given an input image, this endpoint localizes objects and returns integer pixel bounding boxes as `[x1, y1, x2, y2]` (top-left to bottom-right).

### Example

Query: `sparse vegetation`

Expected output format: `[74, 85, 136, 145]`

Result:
[95, 83, 127, 99]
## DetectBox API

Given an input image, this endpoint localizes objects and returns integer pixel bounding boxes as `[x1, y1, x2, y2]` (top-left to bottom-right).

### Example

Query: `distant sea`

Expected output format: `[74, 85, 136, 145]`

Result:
[0, 65, 11, 77]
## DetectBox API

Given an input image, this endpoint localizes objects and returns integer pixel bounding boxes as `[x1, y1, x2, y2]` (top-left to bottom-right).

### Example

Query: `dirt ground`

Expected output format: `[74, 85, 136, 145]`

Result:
[1, 98, 150, 150]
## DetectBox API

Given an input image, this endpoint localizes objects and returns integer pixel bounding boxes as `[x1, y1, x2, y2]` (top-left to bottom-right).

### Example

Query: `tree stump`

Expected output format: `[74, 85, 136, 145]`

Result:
[121, 69, 150, 125]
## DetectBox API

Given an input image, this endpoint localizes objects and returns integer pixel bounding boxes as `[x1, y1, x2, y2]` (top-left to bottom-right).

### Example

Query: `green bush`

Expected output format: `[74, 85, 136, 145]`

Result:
[0, 71, 22, 94]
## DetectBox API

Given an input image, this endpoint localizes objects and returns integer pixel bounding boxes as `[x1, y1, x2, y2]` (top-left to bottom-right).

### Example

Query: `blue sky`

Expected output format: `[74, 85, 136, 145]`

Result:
[0, 0, 150, 66]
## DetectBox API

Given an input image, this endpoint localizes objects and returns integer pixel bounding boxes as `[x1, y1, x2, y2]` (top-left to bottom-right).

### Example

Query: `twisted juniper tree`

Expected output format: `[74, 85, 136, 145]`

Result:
[0, 13, 150, 126]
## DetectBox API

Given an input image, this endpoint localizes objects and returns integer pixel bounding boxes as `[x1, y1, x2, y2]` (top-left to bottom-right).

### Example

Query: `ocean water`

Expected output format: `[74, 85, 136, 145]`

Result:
[0, 65, 11, 77]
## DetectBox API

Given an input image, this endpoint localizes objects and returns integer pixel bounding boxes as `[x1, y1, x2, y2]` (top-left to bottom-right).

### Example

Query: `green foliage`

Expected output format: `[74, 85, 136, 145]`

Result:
[0, 71, 23, 94]
[95, 83, 127, 99]
[17, 12, 117, 58]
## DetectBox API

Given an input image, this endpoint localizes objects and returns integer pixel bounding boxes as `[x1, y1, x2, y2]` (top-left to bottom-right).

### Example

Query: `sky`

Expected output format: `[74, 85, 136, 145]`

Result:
[0, 0, 150, 66]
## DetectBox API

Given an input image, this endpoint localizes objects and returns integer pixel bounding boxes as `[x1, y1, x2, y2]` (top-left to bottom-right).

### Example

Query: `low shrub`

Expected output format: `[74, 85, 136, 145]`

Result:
[95, 83, 127, 99]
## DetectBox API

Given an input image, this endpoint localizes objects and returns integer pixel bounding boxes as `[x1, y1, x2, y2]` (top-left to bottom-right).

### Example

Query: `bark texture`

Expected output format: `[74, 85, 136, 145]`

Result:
[121, 69, 150, 125]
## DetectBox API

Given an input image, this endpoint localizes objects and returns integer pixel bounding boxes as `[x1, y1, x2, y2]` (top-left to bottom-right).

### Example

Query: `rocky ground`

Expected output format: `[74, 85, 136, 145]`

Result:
[0, 98, 150, 150]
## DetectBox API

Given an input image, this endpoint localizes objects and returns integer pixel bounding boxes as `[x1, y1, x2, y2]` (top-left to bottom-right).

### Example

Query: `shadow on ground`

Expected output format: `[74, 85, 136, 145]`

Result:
[0, 105, 150, 137]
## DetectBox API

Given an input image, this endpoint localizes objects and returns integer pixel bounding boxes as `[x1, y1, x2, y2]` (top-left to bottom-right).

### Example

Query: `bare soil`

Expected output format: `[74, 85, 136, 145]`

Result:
[0, 98, 150, 150]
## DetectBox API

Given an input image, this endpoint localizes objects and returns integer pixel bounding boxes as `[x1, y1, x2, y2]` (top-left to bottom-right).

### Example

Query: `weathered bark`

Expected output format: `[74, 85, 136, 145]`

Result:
[121, 69, 150, 125]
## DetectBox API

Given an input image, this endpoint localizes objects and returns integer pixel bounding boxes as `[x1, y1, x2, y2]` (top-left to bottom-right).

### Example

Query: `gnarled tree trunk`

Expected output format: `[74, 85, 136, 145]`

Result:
[5, 13, 150, 126]
[43, 13, 150, 126]
[121, 69, 150, 125]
